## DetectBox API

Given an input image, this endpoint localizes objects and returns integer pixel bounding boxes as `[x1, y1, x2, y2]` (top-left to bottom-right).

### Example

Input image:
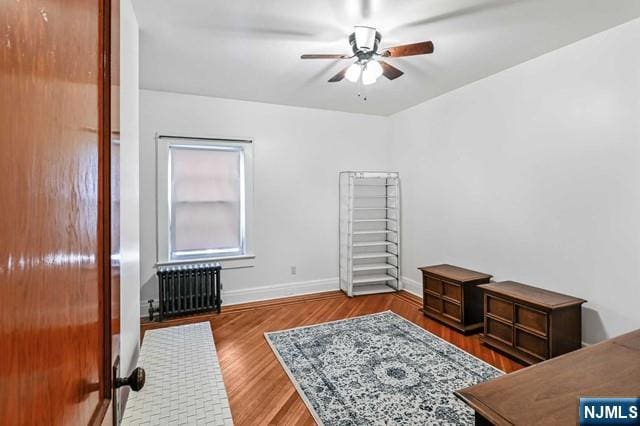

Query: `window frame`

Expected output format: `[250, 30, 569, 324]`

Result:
[156, 134, 255, 268]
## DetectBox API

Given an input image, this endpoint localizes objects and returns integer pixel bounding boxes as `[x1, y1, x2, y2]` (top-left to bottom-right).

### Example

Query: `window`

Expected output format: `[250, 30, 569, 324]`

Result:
[157, 136, 254, 266]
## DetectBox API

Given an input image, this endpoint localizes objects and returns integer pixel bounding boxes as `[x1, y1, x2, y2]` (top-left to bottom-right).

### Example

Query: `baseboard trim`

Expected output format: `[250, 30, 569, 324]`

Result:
[140, 277, 425, 319]
[140, 289, 429, 342]
[396, 290, 422, 307]
[222, 291, 344, 315]
[140, 277, 340, 318]
[223, 277, 340, 306]
[402, 276, 423, 298]
[140, 291, 346, 334]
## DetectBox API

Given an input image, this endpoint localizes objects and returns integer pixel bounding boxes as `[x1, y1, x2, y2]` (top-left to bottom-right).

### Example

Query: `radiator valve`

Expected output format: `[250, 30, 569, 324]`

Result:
[148, 299, 159, 322]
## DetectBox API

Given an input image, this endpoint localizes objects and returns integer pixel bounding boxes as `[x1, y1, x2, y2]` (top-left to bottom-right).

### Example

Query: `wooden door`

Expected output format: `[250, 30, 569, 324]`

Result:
[0, 0, 118, 424]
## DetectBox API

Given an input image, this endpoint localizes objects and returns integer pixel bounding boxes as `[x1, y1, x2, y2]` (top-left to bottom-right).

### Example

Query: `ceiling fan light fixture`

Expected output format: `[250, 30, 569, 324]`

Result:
[345, 62, 362, 83]
[301, 28, 433, 84]
[362, 60, 382, 85]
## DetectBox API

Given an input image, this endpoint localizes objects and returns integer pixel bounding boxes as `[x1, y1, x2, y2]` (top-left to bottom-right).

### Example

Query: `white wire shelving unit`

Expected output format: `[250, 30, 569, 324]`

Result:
[339, 171, 401, 297]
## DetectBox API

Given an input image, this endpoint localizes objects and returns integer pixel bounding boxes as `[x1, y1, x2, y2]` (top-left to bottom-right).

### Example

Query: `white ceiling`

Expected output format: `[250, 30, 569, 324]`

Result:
[134, 0, 640, 116]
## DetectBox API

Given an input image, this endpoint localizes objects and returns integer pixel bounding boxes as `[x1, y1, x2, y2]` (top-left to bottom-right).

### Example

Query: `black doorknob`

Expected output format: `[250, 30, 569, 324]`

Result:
[115, 367, 146, 392]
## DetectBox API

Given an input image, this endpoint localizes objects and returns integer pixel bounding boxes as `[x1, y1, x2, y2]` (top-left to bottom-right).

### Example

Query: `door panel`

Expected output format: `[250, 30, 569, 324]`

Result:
[0, 0, 114, 424]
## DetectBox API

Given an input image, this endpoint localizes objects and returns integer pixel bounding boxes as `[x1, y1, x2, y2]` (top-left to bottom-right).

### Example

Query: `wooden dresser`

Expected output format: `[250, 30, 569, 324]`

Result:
[455, 330, 640, 426]
[419, 264, 492, 334]
[479, 281, 586, 365]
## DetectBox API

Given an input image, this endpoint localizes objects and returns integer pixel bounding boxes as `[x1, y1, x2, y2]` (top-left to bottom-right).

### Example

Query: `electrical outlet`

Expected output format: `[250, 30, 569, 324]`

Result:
[290, 266, 297, 275]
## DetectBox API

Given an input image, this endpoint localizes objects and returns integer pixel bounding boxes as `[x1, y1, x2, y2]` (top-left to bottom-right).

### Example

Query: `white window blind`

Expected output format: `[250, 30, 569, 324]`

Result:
[170, 145, 244, 259]
[157, 136, 254, 265]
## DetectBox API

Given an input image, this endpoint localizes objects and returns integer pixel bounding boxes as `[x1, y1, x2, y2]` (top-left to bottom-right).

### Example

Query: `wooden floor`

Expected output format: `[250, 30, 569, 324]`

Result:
[141, 291, 524, 425]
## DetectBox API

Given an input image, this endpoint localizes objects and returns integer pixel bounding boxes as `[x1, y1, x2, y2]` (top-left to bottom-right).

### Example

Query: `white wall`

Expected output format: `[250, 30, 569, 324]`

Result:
[119, 0, 140, 376]
[390, 18, 640, 343]
[139, 91, 391, 311]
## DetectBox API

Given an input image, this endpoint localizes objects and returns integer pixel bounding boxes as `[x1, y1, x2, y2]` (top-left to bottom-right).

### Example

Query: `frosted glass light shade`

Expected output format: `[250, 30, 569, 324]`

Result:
[362, 60, 383, 85]
[345, 62, 362, 83]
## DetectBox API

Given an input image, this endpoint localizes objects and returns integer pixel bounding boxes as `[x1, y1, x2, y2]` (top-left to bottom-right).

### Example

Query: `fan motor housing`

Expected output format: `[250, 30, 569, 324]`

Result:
[349, 27, 381, 60]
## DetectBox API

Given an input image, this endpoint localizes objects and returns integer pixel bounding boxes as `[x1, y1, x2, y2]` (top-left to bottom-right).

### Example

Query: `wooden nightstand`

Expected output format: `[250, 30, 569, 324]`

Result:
[479, 281, 586, 365]
[419, 264, 492, 334]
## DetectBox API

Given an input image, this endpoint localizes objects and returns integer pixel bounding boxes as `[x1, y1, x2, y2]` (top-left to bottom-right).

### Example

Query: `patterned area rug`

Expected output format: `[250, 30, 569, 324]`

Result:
[265, 311, 501, 425]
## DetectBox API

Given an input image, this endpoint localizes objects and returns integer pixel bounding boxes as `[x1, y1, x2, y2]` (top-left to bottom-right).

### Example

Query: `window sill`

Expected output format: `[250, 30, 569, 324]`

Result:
[155, 254, 255, 269]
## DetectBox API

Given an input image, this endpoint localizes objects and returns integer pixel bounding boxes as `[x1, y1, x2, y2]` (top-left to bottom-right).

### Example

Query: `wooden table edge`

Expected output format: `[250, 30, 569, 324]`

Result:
[453, 390, 515, 426]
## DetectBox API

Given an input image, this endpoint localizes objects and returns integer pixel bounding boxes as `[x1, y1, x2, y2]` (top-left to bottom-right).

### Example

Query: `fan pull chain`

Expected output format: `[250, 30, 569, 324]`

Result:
[357, 79, 368, 102]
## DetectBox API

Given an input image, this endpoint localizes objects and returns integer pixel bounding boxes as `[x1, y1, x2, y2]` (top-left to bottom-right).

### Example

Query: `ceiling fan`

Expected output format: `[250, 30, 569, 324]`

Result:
[301, 26, 434, 85]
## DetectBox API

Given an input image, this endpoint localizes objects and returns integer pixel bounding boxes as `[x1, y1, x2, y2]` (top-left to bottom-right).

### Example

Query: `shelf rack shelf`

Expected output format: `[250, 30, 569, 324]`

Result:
[353, 196, 397, 199]
[353, 218, 397, 223]
[353, 207, 392, 210]
[339, 171, 401, 297]
[353, 263, 397, 272]
[353, 230, 396, 235]
[351, 284, 397, 296]
[353, 252, 397, 259]
[352, 241, 397, 247]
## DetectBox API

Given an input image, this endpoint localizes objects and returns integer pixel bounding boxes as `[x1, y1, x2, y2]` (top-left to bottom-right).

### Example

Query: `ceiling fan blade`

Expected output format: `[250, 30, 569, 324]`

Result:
[328, 66, 349, 82]
[378, 61, 404, 80]
[301, 54, 350, 59]
[381, 41, 434, 57]
[395, 0, 517, 30]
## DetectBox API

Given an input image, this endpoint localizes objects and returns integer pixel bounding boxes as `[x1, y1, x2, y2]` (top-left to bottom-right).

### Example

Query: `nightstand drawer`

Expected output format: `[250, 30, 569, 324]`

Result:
[486, 294, 513, 322]
[486, 317, 512, 345]
[442, 281, 461, 302]
[515, 304, 547, 336]
[442, 299, 461, 321]
[515, 329, 547, 360]
[425, 276, 442, 294]
[424, 293, 442, 312]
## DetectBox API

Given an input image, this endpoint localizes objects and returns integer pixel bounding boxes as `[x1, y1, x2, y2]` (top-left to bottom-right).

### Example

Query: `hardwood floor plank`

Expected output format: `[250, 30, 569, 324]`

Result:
[141, 291, 524, 425]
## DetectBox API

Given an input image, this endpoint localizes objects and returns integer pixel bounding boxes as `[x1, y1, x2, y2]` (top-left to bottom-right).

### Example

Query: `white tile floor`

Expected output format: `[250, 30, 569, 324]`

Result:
[122, 322, 233, 426]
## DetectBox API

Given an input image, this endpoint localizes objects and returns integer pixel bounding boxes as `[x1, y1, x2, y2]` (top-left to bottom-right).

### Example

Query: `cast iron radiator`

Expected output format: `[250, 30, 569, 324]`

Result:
[155, 263, 221, 320]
